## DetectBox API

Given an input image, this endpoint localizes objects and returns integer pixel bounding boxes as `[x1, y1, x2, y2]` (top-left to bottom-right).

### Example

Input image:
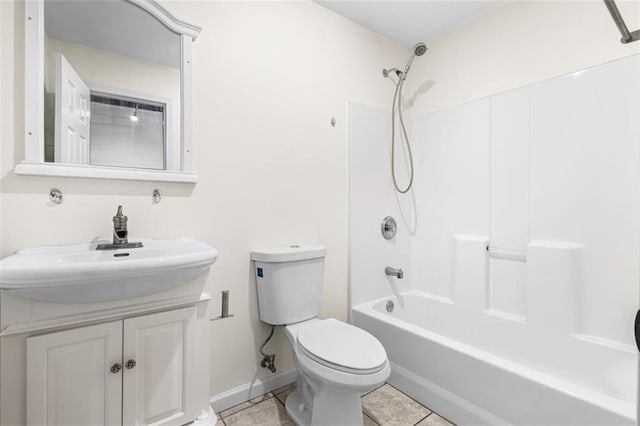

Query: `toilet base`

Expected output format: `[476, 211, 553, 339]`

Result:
[285, 385, 364, 426]
[282, 319, 390, 425]
[285, 388, 311, 425]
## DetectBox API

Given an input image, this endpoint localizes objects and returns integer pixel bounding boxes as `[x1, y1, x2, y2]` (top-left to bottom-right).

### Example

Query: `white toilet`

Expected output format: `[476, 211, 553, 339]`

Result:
[251, 245, 390, 426]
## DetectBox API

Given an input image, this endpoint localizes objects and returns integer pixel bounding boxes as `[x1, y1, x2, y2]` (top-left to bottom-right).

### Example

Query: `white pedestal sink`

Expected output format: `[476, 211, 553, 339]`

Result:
[0, 238, 218, 302]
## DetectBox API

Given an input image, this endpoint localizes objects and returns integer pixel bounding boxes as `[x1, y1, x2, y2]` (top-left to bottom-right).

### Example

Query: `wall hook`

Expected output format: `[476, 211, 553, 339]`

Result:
[152, 189, 161, 204]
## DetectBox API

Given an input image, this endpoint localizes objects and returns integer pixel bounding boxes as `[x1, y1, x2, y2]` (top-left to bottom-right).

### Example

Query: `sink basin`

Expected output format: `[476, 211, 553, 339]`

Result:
[0, 238, 218, 303]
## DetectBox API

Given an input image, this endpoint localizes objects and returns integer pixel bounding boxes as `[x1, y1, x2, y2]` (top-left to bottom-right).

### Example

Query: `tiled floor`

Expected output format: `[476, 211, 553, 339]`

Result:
[216, 383, 455, 426]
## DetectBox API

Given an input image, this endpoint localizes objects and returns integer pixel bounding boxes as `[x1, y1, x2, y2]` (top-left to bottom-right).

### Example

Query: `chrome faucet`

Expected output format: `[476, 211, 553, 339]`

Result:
[113, 205, 128, 245]
[385, 267, 404, 279]
[96, 205, 143, 250]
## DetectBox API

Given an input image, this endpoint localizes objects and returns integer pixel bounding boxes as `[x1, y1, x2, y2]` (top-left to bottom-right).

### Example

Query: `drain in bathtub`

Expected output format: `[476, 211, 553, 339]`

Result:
[386, 300, 395, 313]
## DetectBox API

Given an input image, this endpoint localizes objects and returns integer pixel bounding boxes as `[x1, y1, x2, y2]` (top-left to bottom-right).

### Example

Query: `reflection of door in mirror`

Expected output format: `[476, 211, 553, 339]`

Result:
[44, 38, 178, 170]
[54, 53, 90, 165]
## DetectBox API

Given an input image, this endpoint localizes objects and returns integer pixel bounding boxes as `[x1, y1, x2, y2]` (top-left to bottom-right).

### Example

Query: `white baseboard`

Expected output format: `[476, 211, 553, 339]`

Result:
[209, 369, 297, 413]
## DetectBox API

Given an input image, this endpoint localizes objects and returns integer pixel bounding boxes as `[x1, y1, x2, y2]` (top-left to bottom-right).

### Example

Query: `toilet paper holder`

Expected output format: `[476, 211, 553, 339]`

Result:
[210, 290, 234, 321]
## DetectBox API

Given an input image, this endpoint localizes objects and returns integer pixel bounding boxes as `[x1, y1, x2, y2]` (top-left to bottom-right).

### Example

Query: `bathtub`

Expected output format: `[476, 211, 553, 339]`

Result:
[352, 291, 636, 426]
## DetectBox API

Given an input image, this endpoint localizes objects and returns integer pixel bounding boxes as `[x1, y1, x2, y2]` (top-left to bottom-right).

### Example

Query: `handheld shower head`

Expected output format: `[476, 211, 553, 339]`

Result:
[401, 41, 428, 77]
[413, 42, 428, 56]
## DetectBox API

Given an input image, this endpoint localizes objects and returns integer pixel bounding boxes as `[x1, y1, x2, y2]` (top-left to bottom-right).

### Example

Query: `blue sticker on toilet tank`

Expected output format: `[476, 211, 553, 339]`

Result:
[257, 267, 263, 278]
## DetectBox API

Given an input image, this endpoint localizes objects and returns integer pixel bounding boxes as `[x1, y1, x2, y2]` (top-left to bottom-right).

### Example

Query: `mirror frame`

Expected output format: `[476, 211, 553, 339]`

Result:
[17, 0, 201, 183]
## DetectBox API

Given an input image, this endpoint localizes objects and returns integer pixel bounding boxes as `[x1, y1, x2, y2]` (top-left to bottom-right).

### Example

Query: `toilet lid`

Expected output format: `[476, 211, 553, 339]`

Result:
[296, 319, 387, 374]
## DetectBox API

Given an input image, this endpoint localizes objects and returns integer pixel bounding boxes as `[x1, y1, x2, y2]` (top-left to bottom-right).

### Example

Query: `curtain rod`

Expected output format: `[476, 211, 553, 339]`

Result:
[603, 0, 639, 44]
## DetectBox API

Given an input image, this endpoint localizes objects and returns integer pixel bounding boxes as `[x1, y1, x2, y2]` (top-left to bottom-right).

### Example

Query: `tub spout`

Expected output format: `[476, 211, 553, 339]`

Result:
[385, 267, 403, 279]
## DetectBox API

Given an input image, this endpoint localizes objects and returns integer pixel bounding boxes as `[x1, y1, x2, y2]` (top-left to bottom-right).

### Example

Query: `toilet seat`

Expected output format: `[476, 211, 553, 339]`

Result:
[296, 318, 387, 375]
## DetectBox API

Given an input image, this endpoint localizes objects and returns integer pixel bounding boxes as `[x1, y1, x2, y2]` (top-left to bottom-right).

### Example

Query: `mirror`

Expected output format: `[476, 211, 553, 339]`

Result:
[19, 0, 201, 182]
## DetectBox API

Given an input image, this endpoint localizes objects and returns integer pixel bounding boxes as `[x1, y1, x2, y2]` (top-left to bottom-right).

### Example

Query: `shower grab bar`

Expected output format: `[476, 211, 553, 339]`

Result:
[486, 245, 527, 262]
[603, 0, 640, 44]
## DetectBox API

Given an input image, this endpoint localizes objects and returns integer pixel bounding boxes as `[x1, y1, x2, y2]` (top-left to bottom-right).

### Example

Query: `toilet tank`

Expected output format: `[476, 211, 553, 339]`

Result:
[250, 245, 327, 325]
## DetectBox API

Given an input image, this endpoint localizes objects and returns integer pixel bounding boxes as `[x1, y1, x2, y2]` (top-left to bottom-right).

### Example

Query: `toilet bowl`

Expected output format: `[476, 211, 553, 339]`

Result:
[283, 318, 390, 426]
[251, 245, 390, 425]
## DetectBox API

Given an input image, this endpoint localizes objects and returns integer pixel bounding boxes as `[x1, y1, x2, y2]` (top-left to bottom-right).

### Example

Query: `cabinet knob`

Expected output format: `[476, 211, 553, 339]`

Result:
[110, 363, 122, 374]
[125, 359, 137, 369]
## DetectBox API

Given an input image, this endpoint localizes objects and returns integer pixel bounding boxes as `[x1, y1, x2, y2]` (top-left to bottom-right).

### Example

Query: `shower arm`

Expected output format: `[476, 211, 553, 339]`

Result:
[603, 0, 639, 44]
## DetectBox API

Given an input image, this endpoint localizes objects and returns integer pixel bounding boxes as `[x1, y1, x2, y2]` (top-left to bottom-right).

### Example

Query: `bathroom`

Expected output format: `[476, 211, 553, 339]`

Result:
[1, 0, 639, 425]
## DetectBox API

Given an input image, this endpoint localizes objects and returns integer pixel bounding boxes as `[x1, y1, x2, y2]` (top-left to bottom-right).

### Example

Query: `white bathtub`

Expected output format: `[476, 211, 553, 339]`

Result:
[352, 291, 636, 426]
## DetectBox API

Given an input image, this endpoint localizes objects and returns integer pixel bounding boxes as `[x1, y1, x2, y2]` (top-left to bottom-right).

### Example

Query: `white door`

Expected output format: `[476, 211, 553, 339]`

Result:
[55, 53, 90, 164]
[122, 307, 197, 426]
[26, 321, 123, 426]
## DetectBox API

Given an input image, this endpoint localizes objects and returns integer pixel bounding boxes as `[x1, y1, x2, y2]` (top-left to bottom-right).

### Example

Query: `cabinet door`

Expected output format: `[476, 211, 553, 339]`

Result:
[26, 321, 123, 426]
[122, 307, 196, 426]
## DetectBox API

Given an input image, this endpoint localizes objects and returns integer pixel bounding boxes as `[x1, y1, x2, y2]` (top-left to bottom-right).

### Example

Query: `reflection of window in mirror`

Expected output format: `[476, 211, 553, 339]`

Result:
[90, 94, 166, 170]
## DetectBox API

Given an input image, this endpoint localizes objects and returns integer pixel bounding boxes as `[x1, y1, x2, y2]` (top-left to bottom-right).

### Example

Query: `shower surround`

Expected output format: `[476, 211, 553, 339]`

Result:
[349, 54, 640, 425]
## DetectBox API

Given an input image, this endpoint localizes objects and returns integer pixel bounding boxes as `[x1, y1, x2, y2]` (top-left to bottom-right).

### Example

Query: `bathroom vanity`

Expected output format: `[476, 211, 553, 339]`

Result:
[2, 0, 214, 422]
[0, 239, 218, 426]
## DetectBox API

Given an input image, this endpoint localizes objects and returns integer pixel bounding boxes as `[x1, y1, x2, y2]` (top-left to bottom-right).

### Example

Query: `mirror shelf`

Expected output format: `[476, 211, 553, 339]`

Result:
[15, 162, 198, 183]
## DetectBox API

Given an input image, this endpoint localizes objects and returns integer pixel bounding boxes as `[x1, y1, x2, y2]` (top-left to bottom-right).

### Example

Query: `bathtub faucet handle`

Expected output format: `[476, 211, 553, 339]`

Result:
[385, 266, 403, 279]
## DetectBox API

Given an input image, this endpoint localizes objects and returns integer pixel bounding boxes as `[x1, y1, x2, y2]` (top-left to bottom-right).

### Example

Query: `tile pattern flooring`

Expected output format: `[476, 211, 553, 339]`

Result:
[216, 383, 455, 426]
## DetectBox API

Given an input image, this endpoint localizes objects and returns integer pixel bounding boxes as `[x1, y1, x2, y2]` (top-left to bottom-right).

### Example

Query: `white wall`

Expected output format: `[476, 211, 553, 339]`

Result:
[408, 0, 640, 115]
[0, 0, 408, 398]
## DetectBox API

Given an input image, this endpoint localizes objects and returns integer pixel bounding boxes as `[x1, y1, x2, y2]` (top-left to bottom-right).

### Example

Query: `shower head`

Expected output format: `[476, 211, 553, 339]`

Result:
[413, 42, 428, 56]
[401, 42, 427, 77]
[383, 42, 427, 82]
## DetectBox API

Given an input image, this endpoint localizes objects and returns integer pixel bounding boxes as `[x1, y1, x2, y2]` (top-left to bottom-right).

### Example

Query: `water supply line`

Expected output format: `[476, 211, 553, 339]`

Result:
[260, 325, 276, 373]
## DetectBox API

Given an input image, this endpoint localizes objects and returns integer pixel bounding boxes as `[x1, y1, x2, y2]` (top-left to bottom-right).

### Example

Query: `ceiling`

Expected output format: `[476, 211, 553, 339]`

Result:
[315, 0, 498, 49]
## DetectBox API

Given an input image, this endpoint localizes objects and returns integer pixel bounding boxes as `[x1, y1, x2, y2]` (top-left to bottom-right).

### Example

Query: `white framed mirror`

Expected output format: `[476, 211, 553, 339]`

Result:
[17, 0, 201, 183]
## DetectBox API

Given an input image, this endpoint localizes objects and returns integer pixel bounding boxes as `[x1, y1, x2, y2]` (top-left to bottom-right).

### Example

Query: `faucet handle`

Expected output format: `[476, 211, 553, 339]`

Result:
[113, 205, 127, 226]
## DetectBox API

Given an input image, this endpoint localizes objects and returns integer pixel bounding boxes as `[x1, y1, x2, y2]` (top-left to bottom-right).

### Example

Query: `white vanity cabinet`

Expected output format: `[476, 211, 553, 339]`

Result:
[0, 239, 217, 426]
[26, 320, 123, 426]
[26, 307, 197, 426]
[122, 307, 196, 426]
